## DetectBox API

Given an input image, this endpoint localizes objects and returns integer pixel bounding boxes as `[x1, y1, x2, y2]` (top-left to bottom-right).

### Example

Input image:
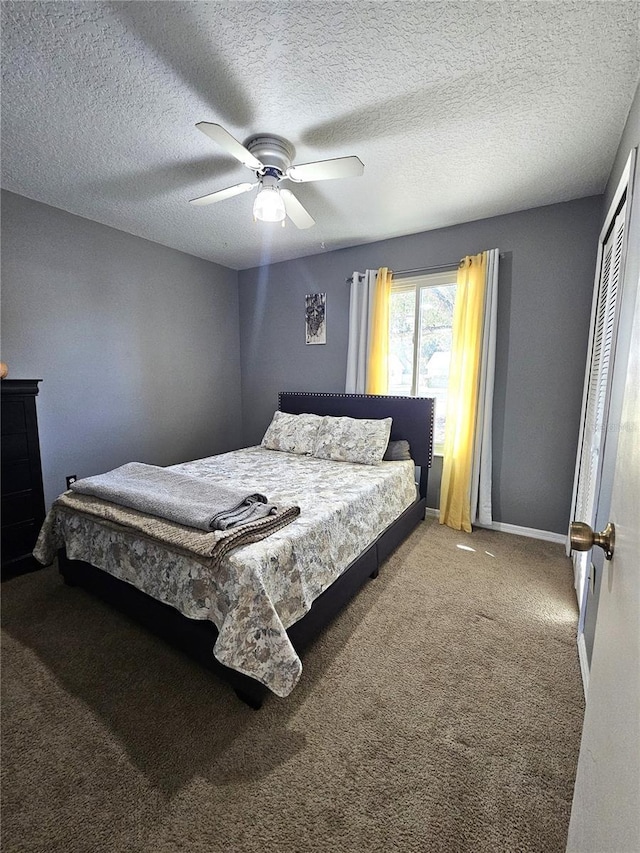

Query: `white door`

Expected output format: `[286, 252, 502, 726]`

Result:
[570, 149, 640, 692]
[566, 141, 640, 851]
[572, 203, 626, 611]
[570, 151, 635, 667]
[566, 265, 640, 852]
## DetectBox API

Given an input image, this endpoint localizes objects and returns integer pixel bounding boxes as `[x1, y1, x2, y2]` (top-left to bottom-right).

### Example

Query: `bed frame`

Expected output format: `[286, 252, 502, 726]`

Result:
[58, 392, 434, 708]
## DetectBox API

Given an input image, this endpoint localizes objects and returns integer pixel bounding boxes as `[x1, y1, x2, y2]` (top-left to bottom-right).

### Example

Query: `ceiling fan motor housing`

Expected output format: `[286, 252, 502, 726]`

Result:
[244, 135, 295, 176]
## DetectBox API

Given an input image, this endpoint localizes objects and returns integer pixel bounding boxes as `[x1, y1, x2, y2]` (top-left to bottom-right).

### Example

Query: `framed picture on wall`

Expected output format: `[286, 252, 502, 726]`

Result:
[305, 293, 326, 345]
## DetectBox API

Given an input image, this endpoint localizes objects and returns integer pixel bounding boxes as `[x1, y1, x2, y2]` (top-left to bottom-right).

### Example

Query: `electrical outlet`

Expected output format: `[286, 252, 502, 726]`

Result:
[66, 475, 77, 489]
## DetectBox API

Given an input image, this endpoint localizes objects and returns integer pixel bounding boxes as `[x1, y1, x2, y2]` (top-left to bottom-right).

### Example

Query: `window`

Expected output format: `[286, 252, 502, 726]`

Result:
[388, 269, 457, 451]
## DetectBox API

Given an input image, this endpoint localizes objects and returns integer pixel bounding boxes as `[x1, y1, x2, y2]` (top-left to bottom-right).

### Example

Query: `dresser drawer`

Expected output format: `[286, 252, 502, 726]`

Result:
[1, 400, 27, 435]
[2, 459, 34, 495]
[2, 491, 40, 527]
[1, 432, 29, 464]
[2, 380, 45, 579]
[1, 521, 40, 564]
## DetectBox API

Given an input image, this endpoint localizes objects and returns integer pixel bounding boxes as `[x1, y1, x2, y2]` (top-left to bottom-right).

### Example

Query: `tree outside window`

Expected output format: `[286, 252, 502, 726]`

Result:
[388, 270, 457, 451]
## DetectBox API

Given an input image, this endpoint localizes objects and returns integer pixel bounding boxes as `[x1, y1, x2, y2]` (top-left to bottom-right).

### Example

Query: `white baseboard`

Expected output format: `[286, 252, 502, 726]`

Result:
[476, 521, 567, 545]
[577, 632, 590, 699]
[424, 508, 566, 545]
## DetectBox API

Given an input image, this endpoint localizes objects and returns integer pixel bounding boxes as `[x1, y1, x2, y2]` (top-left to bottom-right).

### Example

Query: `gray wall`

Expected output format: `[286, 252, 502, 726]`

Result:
[238, 196, 602, 534]
[1, 191, 243, 508]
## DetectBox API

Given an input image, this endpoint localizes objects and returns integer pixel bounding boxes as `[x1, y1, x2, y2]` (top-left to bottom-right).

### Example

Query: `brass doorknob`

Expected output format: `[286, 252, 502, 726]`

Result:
[570, 521, 615, 561]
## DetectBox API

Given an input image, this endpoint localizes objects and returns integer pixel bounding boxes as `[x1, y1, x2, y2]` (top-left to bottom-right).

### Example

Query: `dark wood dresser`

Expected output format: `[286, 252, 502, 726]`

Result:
[1, 379, 46, 579]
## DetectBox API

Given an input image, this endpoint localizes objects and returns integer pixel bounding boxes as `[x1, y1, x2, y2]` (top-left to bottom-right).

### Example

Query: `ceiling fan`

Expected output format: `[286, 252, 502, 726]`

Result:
[189, 122, 364, 229]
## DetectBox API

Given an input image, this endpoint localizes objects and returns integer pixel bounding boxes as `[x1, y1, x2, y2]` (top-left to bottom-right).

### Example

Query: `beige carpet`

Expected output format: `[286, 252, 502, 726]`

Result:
[1, 519, 584, 853]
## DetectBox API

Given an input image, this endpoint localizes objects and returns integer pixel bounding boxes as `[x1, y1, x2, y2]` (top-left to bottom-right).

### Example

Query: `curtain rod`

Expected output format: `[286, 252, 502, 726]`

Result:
[345, 262, 457, 284]
[345, 254, 504, 284]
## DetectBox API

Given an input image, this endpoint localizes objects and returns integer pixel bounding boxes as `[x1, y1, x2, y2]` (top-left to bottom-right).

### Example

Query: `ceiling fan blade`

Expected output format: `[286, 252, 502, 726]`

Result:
[195, 122, 263, 171]
[286, 155, 364, 183]
[281, 189, 315, 229]
[189, 182, 257, 206]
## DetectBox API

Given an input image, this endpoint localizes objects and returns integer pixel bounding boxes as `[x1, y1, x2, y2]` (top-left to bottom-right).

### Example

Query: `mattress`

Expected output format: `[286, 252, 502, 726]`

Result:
[35, 446, 417, 696]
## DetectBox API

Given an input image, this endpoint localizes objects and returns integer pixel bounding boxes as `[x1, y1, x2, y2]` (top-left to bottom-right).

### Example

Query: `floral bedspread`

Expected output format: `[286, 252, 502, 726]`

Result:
[34, 447, 417, 697]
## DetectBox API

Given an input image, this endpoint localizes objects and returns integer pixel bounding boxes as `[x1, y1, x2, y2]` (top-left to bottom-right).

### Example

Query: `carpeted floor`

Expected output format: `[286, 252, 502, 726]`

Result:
[1, 519, 584, 853]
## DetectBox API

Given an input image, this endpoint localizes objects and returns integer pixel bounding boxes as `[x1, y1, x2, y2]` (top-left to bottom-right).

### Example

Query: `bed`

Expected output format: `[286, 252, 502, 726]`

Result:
[34, 392, 434, 708]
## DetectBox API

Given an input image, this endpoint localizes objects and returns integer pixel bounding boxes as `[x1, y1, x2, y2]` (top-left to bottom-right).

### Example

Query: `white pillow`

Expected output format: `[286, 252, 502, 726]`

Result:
[312, 415, 392, 465]
[261, 410, 323, 455]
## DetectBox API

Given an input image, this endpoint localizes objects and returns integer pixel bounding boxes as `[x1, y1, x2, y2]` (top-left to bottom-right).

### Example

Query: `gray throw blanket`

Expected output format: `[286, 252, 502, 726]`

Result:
[35, 491, 300, 573]
[70, 462, 276, 531]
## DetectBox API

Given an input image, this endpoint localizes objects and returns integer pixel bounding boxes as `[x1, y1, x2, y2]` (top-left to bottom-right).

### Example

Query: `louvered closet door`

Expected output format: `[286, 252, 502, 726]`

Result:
[572, 202, 626, 606]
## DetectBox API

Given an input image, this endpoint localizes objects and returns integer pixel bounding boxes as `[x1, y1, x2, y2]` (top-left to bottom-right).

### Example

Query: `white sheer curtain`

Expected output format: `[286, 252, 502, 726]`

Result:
[470, 248, 499, 526]
[345, 270, 377, 393]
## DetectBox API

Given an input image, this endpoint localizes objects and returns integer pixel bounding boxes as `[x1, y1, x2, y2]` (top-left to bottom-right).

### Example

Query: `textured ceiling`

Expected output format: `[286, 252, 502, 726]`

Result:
[2, 2, 639, 270]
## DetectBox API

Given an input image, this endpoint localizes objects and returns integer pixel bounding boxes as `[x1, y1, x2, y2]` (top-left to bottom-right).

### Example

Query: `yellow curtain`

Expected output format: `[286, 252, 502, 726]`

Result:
[366, 267, 392, 394]
[439, 253, 487, 532]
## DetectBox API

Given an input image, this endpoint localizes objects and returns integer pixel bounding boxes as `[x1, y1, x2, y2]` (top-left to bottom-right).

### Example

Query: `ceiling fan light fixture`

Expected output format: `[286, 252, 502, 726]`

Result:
[191, 123, 361, 229]
[253, 175, 286, 223]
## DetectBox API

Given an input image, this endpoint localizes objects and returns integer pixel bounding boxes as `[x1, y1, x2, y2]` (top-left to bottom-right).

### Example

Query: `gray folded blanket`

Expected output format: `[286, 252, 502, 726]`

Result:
[70, 462, 276, 531]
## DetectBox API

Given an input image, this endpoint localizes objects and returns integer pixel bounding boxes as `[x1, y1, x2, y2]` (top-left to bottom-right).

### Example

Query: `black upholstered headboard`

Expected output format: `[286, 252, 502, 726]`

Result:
[278, 392, 435, 470]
